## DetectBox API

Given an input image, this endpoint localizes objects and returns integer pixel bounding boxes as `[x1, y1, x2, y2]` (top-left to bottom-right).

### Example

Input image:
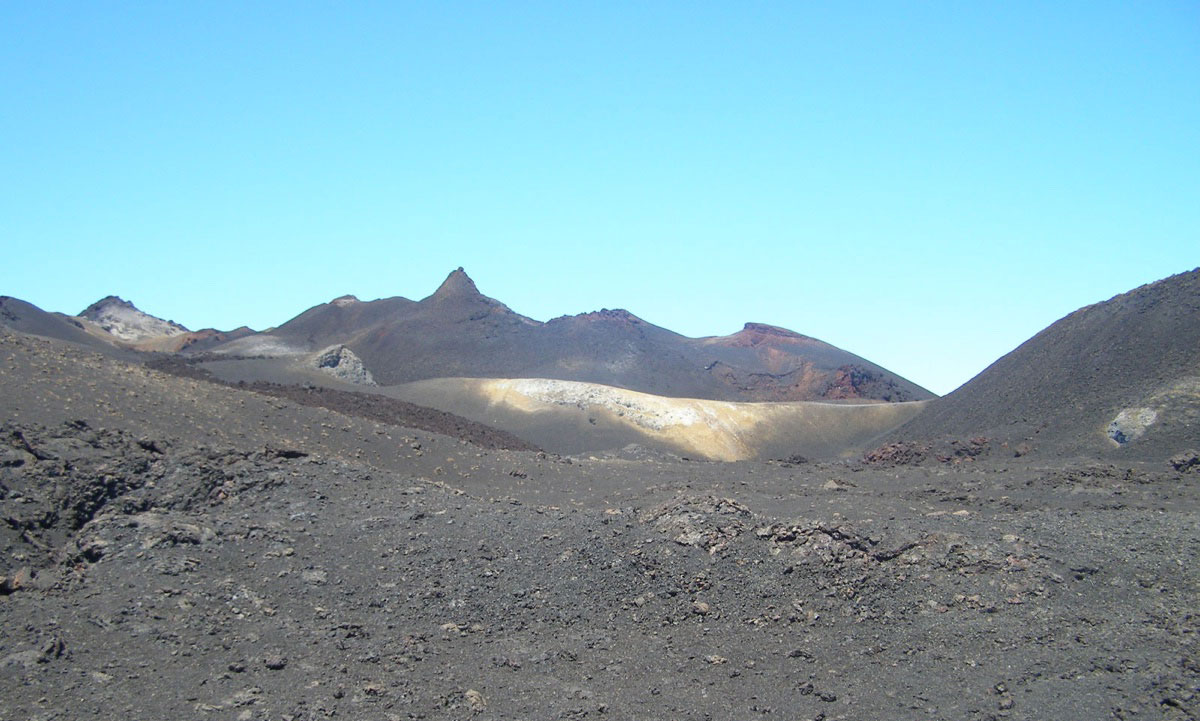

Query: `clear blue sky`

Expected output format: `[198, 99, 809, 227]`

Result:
[2, 2, 1197, 395]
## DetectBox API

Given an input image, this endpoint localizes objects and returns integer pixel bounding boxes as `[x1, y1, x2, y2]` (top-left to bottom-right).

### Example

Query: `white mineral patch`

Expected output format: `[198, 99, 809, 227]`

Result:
[505, 378, 711, 431]
[211, 335, 307, 357]
[1107, 407, 1158, 445]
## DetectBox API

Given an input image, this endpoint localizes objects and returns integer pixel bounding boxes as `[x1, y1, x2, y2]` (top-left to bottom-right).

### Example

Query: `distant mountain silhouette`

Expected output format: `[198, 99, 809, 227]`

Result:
[224, 268, 933, 402]
[892, 268, 1200, 458]
[0, 295, 253, 354]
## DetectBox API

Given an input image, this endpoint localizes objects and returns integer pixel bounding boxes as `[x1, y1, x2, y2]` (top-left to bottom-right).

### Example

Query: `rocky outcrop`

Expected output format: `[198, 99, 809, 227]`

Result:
[79, 296, 188, 342]
[308, 345, 375, 386]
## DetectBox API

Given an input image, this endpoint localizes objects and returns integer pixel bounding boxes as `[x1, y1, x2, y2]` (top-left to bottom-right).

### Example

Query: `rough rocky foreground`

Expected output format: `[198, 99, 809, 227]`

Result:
[1, 329, 1198, 720]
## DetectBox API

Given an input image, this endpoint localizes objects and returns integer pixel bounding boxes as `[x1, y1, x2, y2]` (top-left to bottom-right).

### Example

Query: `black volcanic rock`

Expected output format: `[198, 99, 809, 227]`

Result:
[221, 268, 933, 402]
[892, 268, 1200, 459]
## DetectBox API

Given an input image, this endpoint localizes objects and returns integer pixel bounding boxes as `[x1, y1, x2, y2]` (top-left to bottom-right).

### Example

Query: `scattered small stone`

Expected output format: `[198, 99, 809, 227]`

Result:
[263, 654, 287, 670]
[704, 654, 727, 664]
[40, 638, 65, 661]
[692, 601, 711, 615]
[136, 437, 165, 454]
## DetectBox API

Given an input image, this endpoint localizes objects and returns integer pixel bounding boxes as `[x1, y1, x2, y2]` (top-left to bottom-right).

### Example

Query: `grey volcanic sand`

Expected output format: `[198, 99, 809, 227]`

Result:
[1, 328, 1197, 720]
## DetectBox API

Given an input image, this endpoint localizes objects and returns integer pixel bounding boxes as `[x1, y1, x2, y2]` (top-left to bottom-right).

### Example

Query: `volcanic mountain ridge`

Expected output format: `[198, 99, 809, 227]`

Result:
[210, 267, 933, 404]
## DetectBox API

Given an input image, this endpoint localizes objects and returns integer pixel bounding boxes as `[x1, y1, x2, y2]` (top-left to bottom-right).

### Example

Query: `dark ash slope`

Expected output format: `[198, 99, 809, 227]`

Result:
[892, 268, 1200, 459]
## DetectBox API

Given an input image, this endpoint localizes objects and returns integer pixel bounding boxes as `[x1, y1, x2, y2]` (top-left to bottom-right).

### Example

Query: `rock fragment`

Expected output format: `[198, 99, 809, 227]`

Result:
[465, 688, 487, 712]
[1170, 450, 1199, 473]
[0, 567, 31, 595]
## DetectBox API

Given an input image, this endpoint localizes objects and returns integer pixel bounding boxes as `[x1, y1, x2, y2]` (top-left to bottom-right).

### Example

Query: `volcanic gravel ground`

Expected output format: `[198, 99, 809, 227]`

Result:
[1, 328, 1198, 720]
[2, 416, 1197, 720]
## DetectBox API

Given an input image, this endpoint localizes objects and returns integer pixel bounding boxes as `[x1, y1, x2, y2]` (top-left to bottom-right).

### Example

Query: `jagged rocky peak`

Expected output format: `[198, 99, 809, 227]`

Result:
[580, 308, 641, 323]
[703, 322, 815, 348]
[544, 308, 645, 327]
[427, 267, 483, 301]
[78, 296, 189, 342]
[741, 322, 807, 338]
[80, 295, 136, 316]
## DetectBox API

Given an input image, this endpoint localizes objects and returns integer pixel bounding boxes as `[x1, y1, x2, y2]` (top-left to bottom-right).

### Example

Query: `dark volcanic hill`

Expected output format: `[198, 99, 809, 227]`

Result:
[220, 268, 933, 402]
[891, 268, 1200, 459]
[0, 295, 256, 354]
[0, 296, 132, 356]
